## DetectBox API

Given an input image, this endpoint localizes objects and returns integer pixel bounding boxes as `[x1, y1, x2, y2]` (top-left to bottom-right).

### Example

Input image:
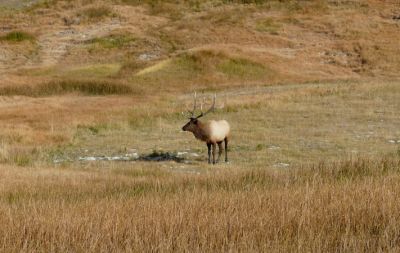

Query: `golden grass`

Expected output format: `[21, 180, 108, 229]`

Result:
[1, 156, 400, 251]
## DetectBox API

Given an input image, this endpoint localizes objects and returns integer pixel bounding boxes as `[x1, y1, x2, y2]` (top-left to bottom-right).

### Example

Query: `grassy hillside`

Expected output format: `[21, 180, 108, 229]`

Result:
[0, 0, 400, 251]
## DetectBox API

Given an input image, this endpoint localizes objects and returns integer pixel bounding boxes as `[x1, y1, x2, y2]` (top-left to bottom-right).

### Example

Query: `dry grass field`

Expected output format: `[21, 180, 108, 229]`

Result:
[1, 0, 400, 252]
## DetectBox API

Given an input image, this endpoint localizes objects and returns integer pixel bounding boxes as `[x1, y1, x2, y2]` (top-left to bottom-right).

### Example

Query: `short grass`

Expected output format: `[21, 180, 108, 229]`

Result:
[63, 64, 122, 78]
[88, 34, 136, 51]
[47, 80, 399, 170]
[79, 5, 114, 21]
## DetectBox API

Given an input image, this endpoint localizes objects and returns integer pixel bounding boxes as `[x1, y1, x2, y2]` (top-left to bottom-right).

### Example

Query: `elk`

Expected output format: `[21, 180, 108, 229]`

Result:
[182, 93, 230, 164]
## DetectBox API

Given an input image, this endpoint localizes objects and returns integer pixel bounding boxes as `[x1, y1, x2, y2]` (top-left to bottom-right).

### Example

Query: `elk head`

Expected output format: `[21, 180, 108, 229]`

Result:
[182, 92, 216, 132]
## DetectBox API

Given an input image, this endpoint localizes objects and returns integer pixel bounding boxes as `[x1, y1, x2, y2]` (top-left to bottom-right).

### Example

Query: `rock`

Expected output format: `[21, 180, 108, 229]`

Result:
[274, 162, 290, 168]
[139, 53, 158, 61]
[177, 151, 188, 157]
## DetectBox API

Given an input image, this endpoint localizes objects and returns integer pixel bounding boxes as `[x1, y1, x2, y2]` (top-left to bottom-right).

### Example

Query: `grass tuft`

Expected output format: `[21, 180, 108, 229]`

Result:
[0, 31, 35, 42]
[79, 5, 113, 21]
[255, 17, 281, 34]
[88, 34, 136, 50]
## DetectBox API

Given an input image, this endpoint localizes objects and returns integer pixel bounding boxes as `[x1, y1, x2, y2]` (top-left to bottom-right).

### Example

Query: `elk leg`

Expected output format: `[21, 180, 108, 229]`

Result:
[224, 138, 228, 162]
[217, 141, 223, 163]
[207, 143, 212, 164]
[212, 143, 217, 164]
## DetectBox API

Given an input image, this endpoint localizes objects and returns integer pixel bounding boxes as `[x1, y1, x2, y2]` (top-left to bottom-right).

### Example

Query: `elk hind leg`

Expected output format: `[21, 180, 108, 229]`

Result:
[217, 141, 223, 163]
[224, 138, 228, 162]
[212, 143, 217, 164]
[207, 143, 212, 164]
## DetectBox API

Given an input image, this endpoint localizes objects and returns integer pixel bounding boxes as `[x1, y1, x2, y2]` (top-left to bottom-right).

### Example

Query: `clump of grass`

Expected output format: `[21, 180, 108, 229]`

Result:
[76, 122, 121, 135]
[0, 79, 134, 97]
[88, 34, 136, 51]
[0, 145, 38, 166]
[79, 6, 113, 21]
[255, 17, 281, 34]
[121, 0, 182, 16]
[0, 31, 35, 43]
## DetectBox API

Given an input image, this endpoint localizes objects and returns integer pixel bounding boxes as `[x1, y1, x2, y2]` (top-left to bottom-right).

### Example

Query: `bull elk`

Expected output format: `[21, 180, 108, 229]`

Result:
[182, 93, 230, 164]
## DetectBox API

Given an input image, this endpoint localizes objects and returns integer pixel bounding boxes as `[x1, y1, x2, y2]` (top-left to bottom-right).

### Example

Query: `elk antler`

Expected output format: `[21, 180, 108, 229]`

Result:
[196, 93, 216, 119]
[190, 92, 197, 118]
[182, 92, 198, 118]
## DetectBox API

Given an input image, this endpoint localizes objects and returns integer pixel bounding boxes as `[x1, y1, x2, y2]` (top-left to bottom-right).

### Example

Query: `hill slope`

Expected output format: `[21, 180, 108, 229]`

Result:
[0, 0, 399, 88]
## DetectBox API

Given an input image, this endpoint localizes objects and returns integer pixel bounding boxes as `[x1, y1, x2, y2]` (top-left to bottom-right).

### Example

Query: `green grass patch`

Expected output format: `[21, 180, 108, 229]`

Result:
[130, 50, 270, 89]
[255, 18, 281, 34]
[217, 58, 267, 79]
[0, 31, 35, 43]
[131, 53, 206, 90]
[64, 64, 122, 78]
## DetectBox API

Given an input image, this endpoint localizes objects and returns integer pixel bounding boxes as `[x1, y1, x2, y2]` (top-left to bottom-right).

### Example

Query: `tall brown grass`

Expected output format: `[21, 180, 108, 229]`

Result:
[0, 156, 399, 251]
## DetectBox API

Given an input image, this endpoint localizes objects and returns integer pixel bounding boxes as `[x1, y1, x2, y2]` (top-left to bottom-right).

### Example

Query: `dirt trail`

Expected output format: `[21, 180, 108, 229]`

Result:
[179, 81, 353, 103]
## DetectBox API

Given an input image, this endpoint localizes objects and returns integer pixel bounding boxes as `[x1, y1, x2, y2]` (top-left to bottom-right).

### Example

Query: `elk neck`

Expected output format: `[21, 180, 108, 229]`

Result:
[191, 120, 209, 142]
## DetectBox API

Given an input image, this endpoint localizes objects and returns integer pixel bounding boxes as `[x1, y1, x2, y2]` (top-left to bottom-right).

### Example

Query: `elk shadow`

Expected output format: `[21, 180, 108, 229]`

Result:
[138, 151, 185, 163]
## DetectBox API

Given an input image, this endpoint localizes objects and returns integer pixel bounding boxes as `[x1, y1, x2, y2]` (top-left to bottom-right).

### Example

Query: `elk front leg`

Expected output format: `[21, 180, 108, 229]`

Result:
[207, 143, 212, 164]
[212, 143, 217, 164]
[217, 142, 223, 163]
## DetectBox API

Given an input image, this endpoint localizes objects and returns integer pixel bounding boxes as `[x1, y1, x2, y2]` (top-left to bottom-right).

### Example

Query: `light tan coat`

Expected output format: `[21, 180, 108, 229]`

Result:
[182, 118, 230, 164]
